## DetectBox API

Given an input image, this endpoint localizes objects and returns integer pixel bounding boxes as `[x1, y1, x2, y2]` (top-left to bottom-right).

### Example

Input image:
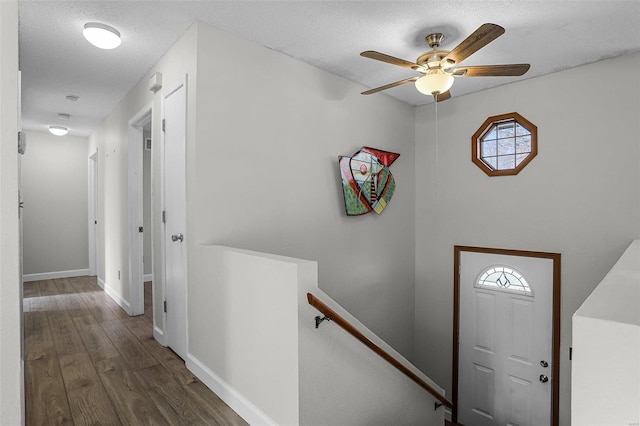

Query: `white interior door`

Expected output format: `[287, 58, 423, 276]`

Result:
[162, 77, 188, 359]
[458, 251, 553, 426]
[88, 151, 98, 276]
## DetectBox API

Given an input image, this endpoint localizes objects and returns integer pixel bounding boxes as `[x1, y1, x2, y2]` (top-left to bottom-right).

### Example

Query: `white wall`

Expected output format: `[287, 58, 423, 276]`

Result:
[572, 240, 640, 425]
[192, 23, 417, 357]
[22, 130, 88, 276]
[188, 245, 445, 425]
[413, 52, 640, 425]
[0, 1, 23, 424]
[88, 23, 198, 321]
[189, 245, 304, 425]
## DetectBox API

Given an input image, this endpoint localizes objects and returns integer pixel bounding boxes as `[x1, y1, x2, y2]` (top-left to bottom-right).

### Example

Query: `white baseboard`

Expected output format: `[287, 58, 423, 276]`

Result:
[186, 354, 277, 426]
[144, 273, 153, 282]
[101, 278, 131, 315]
[153, 326, 165, 345]
[23, 269, 89, 282]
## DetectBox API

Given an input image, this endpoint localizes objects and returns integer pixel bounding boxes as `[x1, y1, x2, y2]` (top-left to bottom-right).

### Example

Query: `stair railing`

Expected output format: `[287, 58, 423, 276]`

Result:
[307, 292, 453, 409]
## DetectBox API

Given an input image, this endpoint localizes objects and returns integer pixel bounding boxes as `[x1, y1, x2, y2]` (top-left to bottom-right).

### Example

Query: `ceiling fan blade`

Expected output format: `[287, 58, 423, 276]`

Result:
[361, 50, 420, 69]
[435, 90, 451, 102]
[361, 77, 419, 95]
[442, 23, 505, 65]
[452, 64, 530, 77]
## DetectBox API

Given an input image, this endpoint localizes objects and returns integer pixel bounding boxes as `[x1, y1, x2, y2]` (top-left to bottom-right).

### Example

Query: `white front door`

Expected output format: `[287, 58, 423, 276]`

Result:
[162, 77, 188, 359]
[458, 251, 554, 426]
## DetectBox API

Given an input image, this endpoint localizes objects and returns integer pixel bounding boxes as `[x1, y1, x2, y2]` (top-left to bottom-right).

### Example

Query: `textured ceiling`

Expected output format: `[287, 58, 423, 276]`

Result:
[19, 1, 640, 137]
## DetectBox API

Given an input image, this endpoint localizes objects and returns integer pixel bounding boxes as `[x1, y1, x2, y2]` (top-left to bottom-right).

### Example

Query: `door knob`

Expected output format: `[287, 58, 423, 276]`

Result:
[171, 233, 184, 242]
[539, 374, 549, 383]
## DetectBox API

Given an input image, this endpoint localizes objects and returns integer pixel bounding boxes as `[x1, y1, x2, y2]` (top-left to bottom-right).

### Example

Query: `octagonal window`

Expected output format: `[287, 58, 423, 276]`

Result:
[472, 112, 537, 176]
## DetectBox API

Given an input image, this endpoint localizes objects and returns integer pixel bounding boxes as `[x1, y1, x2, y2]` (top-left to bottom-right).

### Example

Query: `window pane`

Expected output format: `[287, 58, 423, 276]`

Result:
[475, 266, 533, 296]
[498, 139, 516, 155]
[497, 155, 515, 170]
[484, 126, 498, 141]
[497, 121, 515, 139]
[516, 123, 530, 136]
[482, 141, 497, 157]
[483, 156, 497, 170]
[515, 153, 528, 167]
[516, 136, 531, 154]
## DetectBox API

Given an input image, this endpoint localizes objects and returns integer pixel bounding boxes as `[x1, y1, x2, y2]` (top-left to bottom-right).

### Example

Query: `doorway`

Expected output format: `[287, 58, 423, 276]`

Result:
[88, 150, 98, 276]
[453, 246, 560, 426]
[127, 104, 152, 316]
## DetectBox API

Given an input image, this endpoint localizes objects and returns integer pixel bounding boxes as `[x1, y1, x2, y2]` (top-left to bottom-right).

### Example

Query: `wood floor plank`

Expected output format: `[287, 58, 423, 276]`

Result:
[68, 275, 101, 293]
[25, 348, 73, 425]
[72, 314, 119, 362]
[80, 292, 120, 322]
[46, 309, 86, 356]
[55, 278, 78, 294]
[58, 352, 121, 425]
[25, 276, 247, 426]
[24, 281, 41, 298]
[135, 364, 218, 425]
[121, 315, 154, 342]
[181, 378, 248, 426]
[24, 311, 54, 361]
[100, 319, 158, 371]
[38, 279, 58, 297]
[60, 292, 91, 319]
[142, 339, 193, 383]
[94, 356, 169, 426]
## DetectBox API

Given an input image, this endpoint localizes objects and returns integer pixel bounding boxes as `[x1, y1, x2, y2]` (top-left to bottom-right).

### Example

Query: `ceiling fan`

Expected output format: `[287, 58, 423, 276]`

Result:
[360, 23, 530, 101]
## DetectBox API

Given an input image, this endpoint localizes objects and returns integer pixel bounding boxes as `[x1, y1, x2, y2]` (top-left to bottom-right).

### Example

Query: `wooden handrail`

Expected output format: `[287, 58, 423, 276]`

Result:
[307, 293, 453, 409]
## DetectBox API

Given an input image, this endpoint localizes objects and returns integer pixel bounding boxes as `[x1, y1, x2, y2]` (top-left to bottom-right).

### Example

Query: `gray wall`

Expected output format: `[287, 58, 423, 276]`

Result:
[413, 52, 640, 425]
[22, 130, 89, 275]
[192, 22, 417, 357]
[0, 1, 22, 423]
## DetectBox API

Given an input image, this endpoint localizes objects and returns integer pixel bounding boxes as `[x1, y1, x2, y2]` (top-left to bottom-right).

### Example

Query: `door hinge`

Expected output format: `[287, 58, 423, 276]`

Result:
[138, 226, 143, 233]
[162, 119, 166, 132]
[163, 300, 167, 313]
[162, 210, 166, 223]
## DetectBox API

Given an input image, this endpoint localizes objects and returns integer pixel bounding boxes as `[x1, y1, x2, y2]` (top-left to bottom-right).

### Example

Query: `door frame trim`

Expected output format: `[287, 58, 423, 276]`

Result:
[88, 150, 98, 277]
[452, 245, 561, 426]
[127, 103, 152, 316]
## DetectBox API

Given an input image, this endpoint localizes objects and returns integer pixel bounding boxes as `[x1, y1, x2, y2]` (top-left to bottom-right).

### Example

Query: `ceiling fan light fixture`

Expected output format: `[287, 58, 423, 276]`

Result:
[49, 125, 68, 136]
[415, 71, 454, 96]
[83, 22, 121, 49]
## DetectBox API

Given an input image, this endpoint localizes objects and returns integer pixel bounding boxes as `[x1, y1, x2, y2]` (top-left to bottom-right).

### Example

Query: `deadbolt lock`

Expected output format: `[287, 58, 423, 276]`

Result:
[540, 360, 549, 368]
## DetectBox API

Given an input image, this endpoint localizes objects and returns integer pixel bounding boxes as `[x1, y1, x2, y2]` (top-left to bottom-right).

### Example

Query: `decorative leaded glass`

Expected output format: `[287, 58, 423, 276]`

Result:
[475, 266, 533, 296]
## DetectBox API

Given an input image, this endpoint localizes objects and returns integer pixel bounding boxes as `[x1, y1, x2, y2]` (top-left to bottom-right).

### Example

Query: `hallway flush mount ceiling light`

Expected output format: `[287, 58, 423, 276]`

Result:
[49, 125, 68, 136]
[83, 22, 121, 49]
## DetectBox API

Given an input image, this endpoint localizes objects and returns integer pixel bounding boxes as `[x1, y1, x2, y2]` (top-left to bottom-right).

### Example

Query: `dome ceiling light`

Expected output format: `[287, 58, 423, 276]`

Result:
[49, 125, 68, 136]
[83, 22, 121, 50]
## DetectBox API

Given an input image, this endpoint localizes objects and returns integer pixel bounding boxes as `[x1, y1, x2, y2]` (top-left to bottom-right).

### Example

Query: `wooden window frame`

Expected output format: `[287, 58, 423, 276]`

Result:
[472, 112, 538, 176]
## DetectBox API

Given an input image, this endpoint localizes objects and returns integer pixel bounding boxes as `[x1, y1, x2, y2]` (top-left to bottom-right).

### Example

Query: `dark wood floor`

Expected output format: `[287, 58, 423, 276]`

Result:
[24, 276, 248, 426]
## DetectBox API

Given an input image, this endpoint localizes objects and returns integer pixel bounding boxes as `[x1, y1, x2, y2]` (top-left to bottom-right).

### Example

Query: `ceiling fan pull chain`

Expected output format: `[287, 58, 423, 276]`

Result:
[435, 97, 439, 200]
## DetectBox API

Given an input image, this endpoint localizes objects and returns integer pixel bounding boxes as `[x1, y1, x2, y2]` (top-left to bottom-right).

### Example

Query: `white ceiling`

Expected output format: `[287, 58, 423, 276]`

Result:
[19, 1, 640, 137]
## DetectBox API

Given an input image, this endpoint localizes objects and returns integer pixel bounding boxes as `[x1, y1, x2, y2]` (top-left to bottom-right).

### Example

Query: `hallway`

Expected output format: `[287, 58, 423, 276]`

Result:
[23, 276, 247, 425]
